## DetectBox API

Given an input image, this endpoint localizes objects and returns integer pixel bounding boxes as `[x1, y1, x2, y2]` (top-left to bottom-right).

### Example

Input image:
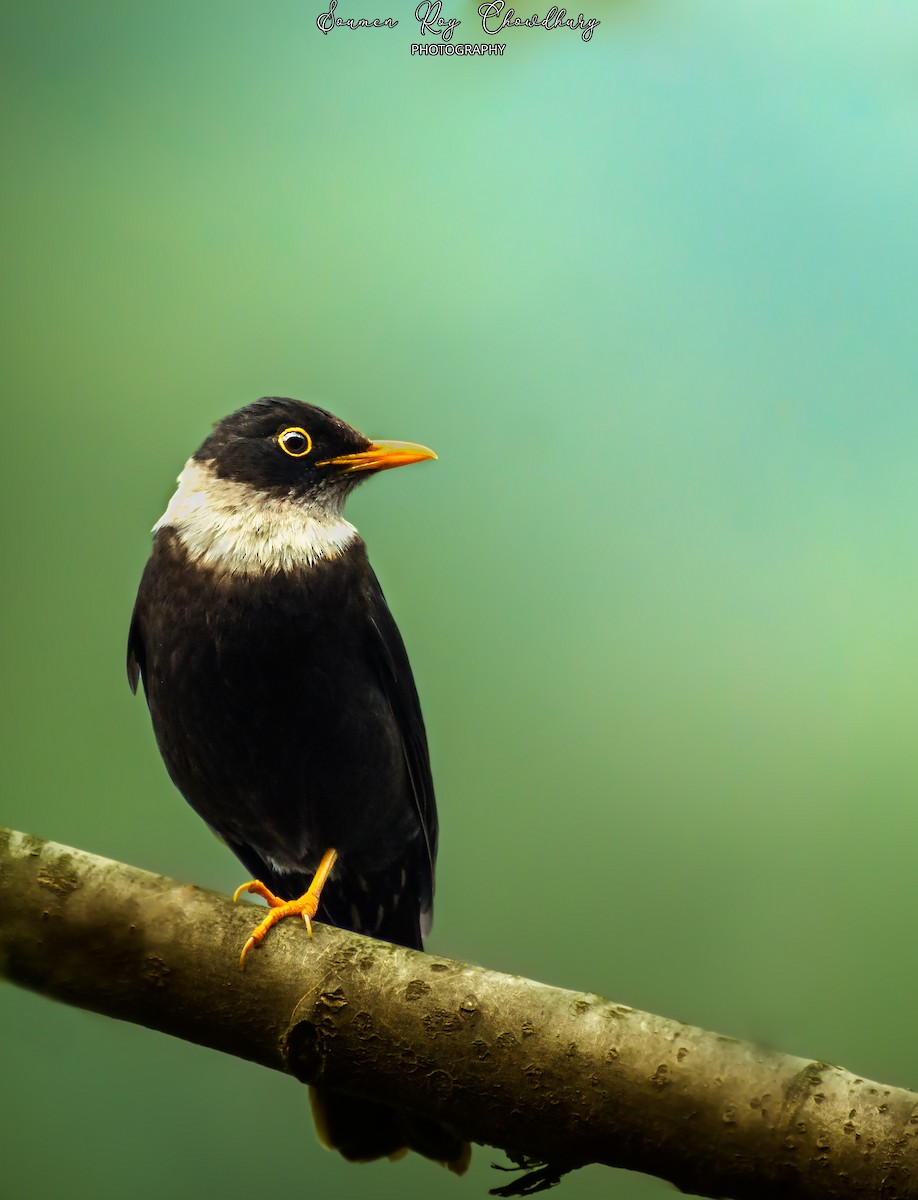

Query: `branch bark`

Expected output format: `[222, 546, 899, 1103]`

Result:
[1, 825, 915, 1199]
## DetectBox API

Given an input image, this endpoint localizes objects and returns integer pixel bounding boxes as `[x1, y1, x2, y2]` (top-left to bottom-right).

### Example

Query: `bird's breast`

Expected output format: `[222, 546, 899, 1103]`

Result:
[134, 532, 415, 869]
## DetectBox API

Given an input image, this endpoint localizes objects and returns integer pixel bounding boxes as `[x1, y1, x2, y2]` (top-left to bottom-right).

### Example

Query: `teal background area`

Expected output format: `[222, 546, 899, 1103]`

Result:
[2, 2, 918, 1197]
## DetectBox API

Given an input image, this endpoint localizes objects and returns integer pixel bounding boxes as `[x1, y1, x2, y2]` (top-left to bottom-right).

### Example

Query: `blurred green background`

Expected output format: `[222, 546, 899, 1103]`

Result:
[3, 1, 918, 1196]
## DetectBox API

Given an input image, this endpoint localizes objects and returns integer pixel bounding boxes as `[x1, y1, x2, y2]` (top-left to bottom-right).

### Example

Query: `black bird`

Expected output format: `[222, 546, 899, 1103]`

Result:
[127, 397, 469, 1171]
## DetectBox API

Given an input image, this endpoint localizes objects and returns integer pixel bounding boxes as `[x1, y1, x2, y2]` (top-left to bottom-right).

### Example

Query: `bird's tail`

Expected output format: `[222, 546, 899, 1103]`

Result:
[309, 1086, 471, 1173]
[240, 858, 469, 1171]
[310, 868, 470, 1171]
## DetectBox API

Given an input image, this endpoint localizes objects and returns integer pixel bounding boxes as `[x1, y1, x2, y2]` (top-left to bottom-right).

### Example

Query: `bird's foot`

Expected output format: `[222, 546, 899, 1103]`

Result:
[232, 880, 287, 908]
[236, 893, 319, 967]
[233, 847, 339, 969]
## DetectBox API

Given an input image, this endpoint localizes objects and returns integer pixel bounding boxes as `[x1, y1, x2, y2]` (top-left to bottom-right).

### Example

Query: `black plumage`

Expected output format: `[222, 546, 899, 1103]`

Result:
[127, 397, 468, 1170]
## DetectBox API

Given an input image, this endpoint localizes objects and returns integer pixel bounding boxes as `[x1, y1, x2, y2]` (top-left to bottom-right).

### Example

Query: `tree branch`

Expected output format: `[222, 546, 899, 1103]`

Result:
[1, 825, 915, 1199]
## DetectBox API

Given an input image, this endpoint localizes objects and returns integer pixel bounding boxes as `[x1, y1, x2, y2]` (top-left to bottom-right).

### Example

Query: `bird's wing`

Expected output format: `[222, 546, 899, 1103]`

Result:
[126, 603, 146, 695]
[364, 568, 438, 931]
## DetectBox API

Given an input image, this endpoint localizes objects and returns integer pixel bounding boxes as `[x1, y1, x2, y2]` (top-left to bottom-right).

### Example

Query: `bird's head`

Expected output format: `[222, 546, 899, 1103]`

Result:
[195, 397, 437, 509]
[154, 398, 437, 574]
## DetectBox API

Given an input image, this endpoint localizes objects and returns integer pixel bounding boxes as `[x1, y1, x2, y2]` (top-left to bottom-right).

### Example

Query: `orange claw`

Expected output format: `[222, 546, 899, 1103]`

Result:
[233, 880, 286, 907]
[234, 848, 339, 969]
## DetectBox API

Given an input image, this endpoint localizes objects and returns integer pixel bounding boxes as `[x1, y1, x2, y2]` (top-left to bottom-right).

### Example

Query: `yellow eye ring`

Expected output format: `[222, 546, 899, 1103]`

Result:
[278, 427, 312, 458]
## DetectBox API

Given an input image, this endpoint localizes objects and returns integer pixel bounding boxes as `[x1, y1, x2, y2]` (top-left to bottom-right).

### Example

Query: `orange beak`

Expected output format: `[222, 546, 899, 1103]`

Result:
[318, 439, 438, 474]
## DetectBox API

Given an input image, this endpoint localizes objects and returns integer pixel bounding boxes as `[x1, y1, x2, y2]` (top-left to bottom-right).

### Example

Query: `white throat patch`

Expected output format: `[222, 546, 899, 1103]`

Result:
[154, 458, 358, 575]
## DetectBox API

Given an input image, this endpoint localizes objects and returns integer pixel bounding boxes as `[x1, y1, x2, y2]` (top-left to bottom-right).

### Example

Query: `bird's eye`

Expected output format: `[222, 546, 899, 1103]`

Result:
[278, 427, 312, 458]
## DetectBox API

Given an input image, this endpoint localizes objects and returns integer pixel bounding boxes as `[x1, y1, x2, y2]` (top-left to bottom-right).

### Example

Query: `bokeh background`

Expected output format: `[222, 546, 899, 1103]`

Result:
[3, 2, 918, 1197]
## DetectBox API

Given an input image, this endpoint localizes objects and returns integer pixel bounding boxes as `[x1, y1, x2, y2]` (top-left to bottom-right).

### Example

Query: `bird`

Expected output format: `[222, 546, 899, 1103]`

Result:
[127, 396, 469, 1172]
